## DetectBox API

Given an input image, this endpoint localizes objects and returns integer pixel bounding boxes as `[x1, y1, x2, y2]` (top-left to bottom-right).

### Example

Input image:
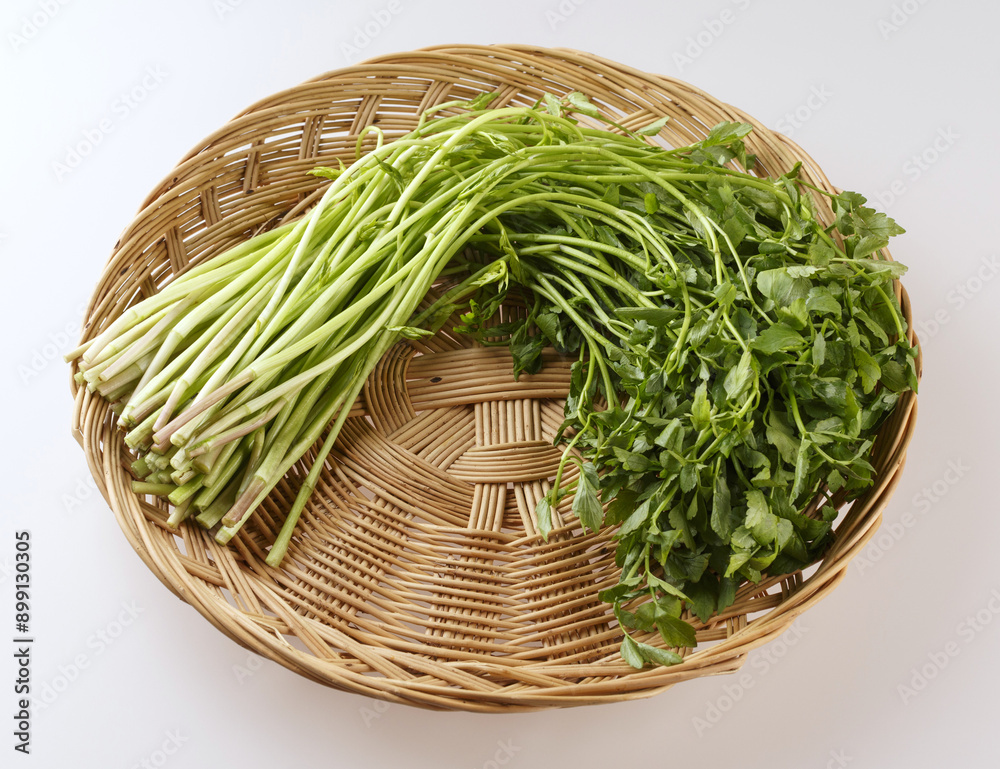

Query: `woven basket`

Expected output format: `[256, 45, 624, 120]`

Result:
[70, 44, 920, 711]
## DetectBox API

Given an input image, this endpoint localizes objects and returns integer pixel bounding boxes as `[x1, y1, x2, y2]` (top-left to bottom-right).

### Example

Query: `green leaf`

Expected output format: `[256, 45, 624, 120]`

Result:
[723, 215, 747, 249]
[654, 418, 684, 451]
[766, 409, 801, 464]
[535, 495, 552, 540]
[620, 633, 645, 668]
[711, 472, 733, 539]
[567, 91, 601, 118]
[655, 594, 683, 619]
[806, 286, 843, 317]
[509, 325, 545, 379]
[858, 258, 907, 281]
[665, 550, 709, 582]
[461, 91, 500, 111]
[619, 498, 652, 536]
[731, 526, 757, 550]
[542, 92, 562, 116]
[791, 438, 812, 500]
[373, 156, 407, 193]
[725, 551, 753, 578]
[846, 319, 862, 349]
[812, 332, 827, 368]
[572, 464, 604, 532]
[756, 268, 812, 308]
[637, 116, 670, 136]
[855, 308, 889, 346]
[750, 514, 779, 546]
[685, 580, 717, 623]
[732, 306, 758, 342]
[718, 577, 738, 612]
[778, 297, 809, 330]
[668, 502, 696, 550]
[601, 487, 638, 526]
[854, 347, 882, 394]
[534, 311, 561, 347]
[613, 447, 652, 473]
[680, 463, 700, 492]
[845, 383, 861, 435]
[701, 121, 753, 148]
[638, 642, 684, 666]
[749, 546, 780, 571]
[723, 349, 756, 401]
[837, 192, 905, 259]
[617, 608, 639, 629]
[633, 601, 659, 632]
[808, 240, 835, 266]
[648, 573, 692, 602]
[691, 382, 711, 430]
[388, 325, 434, 340]
[598, 583, 634, 603]
[308, 164, 344, 180]
[745, 489, 769, 526]
[713, 281, 738, 308]
[752, 323, 805, 354]
[655, 614, 698, 648]
[880, 359, 908, 392]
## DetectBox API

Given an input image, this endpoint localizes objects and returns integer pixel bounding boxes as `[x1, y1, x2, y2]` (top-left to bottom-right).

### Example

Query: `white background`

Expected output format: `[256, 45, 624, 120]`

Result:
[1, 0, 997, 767]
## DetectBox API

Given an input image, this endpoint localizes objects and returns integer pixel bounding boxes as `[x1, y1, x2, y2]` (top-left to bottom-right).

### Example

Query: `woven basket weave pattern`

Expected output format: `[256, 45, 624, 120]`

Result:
[71, 45, 919, 711]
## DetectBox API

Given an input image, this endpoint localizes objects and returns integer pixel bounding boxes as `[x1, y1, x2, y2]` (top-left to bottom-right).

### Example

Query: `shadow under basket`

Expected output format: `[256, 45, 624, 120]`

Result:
[70, 44, 920, 712]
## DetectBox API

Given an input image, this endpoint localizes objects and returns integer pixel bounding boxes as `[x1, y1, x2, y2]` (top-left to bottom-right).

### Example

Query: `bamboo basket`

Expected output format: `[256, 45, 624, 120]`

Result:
[70, 44, 920, 711]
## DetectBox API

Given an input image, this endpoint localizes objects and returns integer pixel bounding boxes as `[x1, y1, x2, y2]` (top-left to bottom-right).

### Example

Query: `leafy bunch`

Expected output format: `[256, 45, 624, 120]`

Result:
[455, 97, 917, 666]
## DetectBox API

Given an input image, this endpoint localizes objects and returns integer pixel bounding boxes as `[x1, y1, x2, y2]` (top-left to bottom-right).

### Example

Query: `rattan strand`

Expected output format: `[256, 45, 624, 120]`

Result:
[70, 44, 920, 712]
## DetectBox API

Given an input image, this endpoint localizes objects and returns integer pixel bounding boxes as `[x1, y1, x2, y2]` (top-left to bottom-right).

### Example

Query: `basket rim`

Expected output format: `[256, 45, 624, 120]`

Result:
[71, 43, 921, 712]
